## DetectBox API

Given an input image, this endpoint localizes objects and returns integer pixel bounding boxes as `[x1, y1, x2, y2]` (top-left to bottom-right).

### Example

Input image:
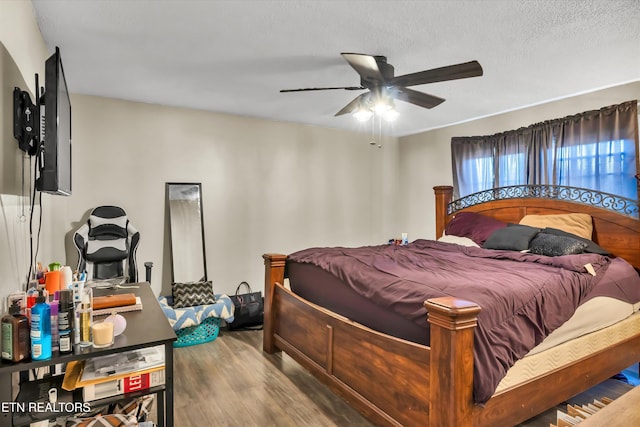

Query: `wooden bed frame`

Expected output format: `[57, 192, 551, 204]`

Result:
[262, 185, 640, 427]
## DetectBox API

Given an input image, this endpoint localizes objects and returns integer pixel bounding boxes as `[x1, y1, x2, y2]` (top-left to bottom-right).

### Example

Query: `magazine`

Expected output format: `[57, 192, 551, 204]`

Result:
[80, 345, 164, 384]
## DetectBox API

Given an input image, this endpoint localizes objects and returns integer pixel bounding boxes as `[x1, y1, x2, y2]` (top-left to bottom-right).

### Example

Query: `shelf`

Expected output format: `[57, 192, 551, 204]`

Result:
[12, 373, 166, 426]
[87, 384, 166, 407]
[0, 283, 176, 427]
[13, 375, 81, 426]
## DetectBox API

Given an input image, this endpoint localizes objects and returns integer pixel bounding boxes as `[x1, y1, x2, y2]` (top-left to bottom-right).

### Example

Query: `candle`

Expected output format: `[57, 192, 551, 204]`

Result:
[92, 321, 114, 348]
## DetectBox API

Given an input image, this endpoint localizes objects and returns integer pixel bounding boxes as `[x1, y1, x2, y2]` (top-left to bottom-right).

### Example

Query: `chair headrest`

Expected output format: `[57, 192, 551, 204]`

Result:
[88, 205, 129, 238]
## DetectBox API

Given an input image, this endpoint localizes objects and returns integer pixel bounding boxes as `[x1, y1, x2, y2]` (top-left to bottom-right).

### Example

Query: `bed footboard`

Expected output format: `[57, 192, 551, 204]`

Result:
[263, 254, 482, 427]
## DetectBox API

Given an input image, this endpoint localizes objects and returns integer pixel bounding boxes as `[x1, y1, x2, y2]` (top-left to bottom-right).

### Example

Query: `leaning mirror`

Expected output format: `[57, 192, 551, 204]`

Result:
[166, 183, 207, 283]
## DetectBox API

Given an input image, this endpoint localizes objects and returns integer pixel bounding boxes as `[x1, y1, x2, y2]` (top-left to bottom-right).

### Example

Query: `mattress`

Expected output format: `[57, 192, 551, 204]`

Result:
[288, 261, 431, 345]
[527, 296, 637, 355]
[495, 310, 640, 393]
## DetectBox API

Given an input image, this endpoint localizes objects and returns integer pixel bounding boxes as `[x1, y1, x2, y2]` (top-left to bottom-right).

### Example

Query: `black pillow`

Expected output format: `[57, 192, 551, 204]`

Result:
[540, 227, 610, 255]
[529, 233, 588, 257]
[483, 224, 541, 251]
[172, 281, 216, 308]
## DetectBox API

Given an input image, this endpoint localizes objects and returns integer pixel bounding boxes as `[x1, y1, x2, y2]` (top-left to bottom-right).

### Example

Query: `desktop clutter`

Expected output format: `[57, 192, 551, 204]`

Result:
[1, 262, 131, 364]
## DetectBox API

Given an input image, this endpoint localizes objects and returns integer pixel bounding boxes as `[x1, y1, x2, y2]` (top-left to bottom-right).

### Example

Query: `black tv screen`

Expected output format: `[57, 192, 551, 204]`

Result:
[37, 47, 72, 196]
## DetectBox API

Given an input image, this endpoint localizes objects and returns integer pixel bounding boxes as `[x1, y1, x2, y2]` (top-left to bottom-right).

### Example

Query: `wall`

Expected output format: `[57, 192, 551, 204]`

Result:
[398, 81, 640, 241]
[64, 95, 399, 296]
[0, 1, 51, 305]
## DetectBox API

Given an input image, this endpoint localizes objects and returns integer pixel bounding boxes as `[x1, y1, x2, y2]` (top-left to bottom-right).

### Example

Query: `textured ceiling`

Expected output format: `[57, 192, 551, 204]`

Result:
[31, 0, 640, 137]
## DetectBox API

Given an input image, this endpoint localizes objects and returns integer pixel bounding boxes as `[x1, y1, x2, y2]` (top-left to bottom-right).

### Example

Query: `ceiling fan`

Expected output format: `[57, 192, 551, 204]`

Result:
[280, 53, 484, 117]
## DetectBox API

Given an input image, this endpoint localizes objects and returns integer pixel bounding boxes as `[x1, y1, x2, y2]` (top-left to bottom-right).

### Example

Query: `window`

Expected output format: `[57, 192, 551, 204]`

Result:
[452, 100, 639, 201]
[553, 139, 636, 200]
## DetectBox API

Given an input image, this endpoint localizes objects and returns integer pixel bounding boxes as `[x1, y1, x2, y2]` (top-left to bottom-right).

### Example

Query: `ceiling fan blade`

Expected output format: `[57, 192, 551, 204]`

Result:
[341, 53, 385, 83]
[335, 93, 370, 116]
[394, 87, 445, 109]
[280, 86, 364, 93]
[390, 60, 483, 87]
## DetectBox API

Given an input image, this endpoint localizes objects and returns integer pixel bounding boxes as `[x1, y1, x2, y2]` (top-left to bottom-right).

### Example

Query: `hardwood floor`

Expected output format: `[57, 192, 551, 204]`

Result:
[173, 329, 372, 426]
[171, 329, 636, 427]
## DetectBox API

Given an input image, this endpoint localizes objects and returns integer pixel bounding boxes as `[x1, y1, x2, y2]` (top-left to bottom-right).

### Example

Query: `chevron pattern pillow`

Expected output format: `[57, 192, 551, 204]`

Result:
[172, 281, 216, 308]
[64, 413, 137, 426]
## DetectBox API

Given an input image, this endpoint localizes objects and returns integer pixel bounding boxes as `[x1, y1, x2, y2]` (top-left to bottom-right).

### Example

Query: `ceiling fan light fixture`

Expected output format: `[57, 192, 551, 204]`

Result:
[372, 100, 392, 115]
[383, 108, 399, 122]
[353, 108, 373, 122]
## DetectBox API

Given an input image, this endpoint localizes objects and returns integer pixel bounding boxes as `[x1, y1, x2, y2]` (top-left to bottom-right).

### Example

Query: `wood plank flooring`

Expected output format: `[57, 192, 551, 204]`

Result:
[170, 329, 637, 427]
[173, 329, 372, 426]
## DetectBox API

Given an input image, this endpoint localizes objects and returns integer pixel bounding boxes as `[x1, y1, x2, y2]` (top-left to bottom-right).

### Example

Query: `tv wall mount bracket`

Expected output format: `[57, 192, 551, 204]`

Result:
[13, 75, 41, 157]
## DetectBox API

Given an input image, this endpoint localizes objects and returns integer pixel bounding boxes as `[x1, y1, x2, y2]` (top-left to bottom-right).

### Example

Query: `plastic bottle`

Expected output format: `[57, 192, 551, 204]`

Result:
[50, 300, 59, 352]
[30, 292, 52, 360]
[61, 266, 73, 289]
[58, 289, 74, 354]
[1, 301, 30, 362]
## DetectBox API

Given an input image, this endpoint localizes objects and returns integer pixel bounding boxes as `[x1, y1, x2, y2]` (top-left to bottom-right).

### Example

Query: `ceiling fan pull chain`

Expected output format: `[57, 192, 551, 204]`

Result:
[377, 114, 383, 148]
[369, 114, 376, 146]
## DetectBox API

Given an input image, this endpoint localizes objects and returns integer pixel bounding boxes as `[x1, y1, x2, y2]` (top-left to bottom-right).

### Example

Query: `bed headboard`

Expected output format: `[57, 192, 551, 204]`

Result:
[434, 185, 640, 269]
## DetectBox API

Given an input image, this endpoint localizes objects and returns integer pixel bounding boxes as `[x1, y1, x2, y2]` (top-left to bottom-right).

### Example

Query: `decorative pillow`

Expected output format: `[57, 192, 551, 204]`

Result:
[65, 414, 137, 427]
[444, 212, 507, 245]
[483, 224, 540, 251]
[437, 234, 480, 247]
[88, 214, 129, 238]
[519, 213, 593, 240]
[529, 233, 588, 257]
[540, 227, 610, 255]
[113, 395, 155, 421]
[172, 281, 216, 308]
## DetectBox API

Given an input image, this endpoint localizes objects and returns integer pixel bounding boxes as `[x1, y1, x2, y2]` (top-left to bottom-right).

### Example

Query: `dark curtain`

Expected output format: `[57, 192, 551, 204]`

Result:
[452, 100, 639, 200]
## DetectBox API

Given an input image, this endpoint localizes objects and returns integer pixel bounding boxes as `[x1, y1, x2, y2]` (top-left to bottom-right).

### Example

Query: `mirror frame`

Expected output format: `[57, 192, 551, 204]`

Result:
[166, 182, 208, 283]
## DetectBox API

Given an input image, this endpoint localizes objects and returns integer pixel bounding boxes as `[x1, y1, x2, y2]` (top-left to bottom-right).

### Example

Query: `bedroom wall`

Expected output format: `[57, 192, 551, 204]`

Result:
[57, 95, 400, 297]
[398, 81, 640, 241]
[0, 1, 56, 305]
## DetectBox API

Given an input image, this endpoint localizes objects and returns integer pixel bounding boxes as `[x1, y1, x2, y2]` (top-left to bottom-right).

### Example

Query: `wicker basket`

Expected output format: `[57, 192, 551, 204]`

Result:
[174, 316, 221, 348]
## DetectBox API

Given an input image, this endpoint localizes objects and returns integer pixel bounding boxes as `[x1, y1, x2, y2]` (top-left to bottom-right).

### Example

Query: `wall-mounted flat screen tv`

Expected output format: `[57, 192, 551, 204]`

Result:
[37, 46, 72, 196]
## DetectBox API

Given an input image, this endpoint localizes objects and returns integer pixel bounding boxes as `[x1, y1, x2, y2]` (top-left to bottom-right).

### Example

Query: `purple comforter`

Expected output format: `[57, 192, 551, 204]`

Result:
[288, 239, 637, 403]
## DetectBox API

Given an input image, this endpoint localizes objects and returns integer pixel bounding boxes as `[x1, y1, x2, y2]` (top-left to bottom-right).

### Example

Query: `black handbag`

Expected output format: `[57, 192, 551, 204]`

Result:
[227, 281, 264, 330]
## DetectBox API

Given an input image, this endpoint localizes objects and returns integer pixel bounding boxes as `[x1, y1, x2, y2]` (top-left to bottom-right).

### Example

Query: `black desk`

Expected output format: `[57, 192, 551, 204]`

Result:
[0, 282, 177, 427]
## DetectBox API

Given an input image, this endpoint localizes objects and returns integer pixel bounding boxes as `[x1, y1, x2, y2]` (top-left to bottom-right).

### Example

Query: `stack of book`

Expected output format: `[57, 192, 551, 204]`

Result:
[82, 369, 165, 401]
[92, 293, 143, 316]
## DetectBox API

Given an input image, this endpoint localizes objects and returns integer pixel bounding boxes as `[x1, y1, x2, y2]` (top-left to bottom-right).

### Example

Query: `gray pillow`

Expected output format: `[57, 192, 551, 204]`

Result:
[540, 227, 610, 255]
[483, 224, 540, 251]
[529, 233, 588, 257]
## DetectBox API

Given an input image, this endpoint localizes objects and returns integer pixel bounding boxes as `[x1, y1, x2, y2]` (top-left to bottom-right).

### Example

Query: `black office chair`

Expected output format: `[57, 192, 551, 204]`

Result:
[73, 205, 151, 283]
